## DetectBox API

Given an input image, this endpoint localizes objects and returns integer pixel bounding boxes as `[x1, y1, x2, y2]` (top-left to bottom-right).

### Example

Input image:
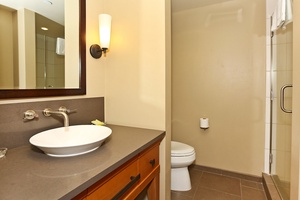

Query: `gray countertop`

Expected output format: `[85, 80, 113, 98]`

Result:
[0, 125, 165, 200]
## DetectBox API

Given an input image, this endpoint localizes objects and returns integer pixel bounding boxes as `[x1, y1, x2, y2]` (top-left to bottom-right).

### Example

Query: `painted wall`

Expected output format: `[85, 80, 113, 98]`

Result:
[0, 7, 15, 88]
[18, 8, 36, 89]
[87, 0, 170, 198]
[93, 0, 167, 131]
[172, 0, 266, 176]
[65, 0, 80, 88]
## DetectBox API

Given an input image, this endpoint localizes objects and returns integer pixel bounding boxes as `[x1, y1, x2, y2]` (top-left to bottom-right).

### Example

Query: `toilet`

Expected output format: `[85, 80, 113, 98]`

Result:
[171, 141, 196, 191]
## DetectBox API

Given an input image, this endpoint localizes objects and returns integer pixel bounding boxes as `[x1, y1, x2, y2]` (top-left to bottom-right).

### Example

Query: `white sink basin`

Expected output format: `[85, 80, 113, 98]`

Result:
[29, 125, 112, 157]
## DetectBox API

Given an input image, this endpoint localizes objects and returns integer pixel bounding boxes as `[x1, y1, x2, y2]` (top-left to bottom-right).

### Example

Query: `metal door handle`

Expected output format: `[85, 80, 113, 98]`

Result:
[280, 84, 293, 113]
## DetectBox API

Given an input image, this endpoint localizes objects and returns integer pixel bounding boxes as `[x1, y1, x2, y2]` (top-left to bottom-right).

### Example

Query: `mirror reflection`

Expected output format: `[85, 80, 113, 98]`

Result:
[36, 13, 65, 89]
[0, 0, 79, 90]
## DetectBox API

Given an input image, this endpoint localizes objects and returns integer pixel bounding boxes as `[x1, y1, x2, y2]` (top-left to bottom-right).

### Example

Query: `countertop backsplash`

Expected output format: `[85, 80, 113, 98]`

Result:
[0, 97, 104, 149]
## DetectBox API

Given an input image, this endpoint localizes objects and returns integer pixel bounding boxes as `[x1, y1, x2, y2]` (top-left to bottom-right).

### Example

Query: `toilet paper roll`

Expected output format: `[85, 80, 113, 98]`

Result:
[200, 118, 209, 129]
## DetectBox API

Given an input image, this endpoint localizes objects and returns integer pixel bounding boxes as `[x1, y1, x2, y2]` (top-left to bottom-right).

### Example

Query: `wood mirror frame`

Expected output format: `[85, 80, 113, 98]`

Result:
[0, 0, 86, 99]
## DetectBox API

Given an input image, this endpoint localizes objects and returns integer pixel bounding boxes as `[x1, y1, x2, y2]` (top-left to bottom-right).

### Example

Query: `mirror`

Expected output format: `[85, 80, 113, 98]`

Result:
[0, 0, 86, 98]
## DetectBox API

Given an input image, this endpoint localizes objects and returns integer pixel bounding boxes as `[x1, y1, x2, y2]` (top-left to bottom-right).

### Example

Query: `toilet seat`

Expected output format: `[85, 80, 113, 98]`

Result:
[171, 141, 195, 157]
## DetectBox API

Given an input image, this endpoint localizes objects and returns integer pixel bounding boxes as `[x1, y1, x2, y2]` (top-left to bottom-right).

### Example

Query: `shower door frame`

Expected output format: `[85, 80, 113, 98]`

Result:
[269, 20, 293, 200]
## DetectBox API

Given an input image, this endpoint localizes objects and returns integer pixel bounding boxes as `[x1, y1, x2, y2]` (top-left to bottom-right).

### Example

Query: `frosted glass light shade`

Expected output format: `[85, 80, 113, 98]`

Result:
[99, 14, 112, 49]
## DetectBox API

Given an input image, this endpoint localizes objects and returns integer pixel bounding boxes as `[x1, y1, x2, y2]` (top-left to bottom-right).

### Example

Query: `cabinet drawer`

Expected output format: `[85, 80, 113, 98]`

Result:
[139, 144, 159, 180]
[87, 159, 139, 200]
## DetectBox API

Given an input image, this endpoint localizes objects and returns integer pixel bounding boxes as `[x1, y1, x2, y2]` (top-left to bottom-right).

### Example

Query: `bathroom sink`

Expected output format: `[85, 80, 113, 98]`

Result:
[29, 125, 112, 157]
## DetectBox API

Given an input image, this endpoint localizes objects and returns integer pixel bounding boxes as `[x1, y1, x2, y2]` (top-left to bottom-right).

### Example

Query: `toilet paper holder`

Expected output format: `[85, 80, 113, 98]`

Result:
[200, 118, 209, 129]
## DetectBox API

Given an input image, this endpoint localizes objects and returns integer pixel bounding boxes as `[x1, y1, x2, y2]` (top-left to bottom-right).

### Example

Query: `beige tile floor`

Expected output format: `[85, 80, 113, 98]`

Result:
[171, 167, 267, 200]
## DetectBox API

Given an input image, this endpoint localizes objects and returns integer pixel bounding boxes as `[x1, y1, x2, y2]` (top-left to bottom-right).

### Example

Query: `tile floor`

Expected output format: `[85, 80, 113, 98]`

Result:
[171, 167, 267, 200]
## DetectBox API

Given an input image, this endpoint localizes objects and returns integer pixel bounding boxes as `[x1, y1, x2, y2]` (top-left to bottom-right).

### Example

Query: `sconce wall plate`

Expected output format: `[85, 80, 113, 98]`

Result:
[90, 44, 102, 59]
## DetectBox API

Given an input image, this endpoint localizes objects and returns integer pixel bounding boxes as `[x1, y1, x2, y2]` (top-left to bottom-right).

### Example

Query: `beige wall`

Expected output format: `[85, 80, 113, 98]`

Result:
[18, 8, 36, 89]
[172, 0, 266, 176]
[97, 0, 167, 131]
[291, 0, 300, 199]
[65, 0, 80, 88]
[0, 8, 15, 88]
[90, 0, 170, 198]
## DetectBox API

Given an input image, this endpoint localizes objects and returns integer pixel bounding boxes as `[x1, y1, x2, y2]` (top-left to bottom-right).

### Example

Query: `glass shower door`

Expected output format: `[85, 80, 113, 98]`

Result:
[36, 34, 65, 89]
[270, 23, 293, 200]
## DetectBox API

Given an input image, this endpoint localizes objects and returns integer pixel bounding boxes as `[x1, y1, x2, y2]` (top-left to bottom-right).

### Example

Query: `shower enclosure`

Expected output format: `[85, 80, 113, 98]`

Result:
[269, 23, 293, 200]
[36, 34, 65, 89]
[35, 13, 65, 89]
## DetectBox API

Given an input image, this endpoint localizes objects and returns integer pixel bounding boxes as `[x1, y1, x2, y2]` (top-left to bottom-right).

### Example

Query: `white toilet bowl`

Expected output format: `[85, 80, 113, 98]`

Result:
[171, 141, 196, 191]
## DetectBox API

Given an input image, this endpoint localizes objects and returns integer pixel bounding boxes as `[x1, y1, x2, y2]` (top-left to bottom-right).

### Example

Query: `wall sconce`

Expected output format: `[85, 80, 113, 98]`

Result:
[90, 14, 112, 59]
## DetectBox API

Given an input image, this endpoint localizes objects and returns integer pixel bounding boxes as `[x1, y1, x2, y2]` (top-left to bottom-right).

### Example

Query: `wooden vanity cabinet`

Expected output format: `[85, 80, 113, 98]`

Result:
[73, 141, 160, 200]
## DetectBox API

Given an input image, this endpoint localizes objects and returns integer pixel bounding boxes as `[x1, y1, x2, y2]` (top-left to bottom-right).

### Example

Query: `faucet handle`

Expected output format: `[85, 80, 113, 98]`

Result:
[24, 110, 39, 120]
[43, 108, 53, 117]
[58, 106, 77, 114]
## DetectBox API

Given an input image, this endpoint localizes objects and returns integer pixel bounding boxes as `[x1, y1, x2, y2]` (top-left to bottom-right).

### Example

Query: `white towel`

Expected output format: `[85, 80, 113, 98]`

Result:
[282, 0, 293, 29]
[276, 0, 286, 28]
[56, 37, 65, 55]
[271, 0, 293, 31]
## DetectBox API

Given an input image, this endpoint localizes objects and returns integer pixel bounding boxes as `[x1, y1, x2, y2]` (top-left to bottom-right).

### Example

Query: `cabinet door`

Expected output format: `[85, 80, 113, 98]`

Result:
[139, 144, 159, 180]
[87, 160, 139, 200]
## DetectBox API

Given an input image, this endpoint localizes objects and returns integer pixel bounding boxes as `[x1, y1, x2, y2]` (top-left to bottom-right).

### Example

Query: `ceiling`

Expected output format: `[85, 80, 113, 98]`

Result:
[0, 0, 64, 25]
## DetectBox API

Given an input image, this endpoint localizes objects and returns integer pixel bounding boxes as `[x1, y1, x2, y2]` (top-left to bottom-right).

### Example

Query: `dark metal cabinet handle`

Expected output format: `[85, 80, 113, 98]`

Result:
[150, 159, 156, 167]
[111, 174, 140, 200]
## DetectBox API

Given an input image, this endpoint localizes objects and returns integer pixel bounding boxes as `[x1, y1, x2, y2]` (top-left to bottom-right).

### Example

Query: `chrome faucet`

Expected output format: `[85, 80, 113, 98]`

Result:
[43, 107, 69, 127]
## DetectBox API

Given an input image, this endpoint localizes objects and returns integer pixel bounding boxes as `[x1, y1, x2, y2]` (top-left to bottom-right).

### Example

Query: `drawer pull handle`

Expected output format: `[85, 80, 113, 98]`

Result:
[112, 174, 140, 200]
[150, 159, 156, 166]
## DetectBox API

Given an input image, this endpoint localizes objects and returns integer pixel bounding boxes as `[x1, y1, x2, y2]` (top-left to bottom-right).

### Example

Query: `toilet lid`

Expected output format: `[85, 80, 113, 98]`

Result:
[171, 141, 195, 157]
